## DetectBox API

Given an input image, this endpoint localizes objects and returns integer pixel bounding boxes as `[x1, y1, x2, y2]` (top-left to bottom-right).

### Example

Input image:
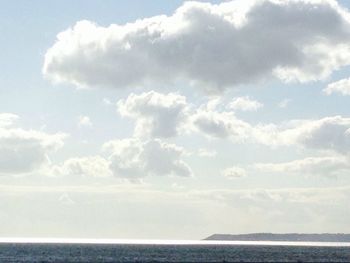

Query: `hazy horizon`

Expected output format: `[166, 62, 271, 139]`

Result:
[1, 0, 350, 240]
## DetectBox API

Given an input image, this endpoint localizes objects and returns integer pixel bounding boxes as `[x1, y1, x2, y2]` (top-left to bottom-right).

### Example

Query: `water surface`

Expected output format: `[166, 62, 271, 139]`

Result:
[0, 242, 349, 262]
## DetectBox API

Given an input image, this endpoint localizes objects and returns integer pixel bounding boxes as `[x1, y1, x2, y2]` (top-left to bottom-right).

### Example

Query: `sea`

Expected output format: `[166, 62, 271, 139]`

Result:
[0, 240, 349, 262]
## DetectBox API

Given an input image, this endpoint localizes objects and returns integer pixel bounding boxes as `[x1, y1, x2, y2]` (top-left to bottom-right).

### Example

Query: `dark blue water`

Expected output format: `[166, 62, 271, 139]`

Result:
[0, 243, 349, 262]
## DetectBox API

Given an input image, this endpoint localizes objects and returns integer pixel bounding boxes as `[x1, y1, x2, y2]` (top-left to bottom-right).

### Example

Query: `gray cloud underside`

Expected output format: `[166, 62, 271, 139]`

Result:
[117, 91, 189, 138]
[104, 138, 193, 179]
[117, 91, 350, 154]
[44, 0, 350, 91]
[0, 114, 66, 176]
[4, 93, 350, 179]
[49, 111, 350, 179]
[114, 91, 350, 178]
[50, 138, 192, 179]
[192, 104, 350, 154]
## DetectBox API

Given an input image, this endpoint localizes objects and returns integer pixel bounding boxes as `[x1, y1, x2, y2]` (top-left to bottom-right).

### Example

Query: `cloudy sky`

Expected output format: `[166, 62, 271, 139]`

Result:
[1, 0, 350, 240]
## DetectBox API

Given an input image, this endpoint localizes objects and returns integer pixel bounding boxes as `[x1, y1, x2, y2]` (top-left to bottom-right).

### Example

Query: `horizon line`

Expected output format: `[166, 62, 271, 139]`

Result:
[0, 238, 350, 247]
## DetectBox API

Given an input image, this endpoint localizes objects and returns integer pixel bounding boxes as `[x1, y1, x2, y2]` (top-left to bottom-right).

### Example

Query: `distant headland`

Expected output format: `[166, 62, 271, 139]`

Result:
[204, 233, 350, 242]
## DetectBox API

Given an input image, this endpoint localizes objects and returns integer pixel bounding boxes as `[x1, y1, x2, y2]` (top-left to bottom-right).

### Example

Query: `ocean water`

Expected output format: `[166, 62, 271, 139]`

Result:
[0, 243, 350, 262]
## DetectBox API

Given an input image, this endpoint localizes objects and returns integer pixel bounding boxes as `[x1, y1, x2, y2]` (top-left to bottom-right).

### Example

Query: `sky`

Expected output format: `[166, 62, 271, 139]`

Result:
[1, 0, 350, 240]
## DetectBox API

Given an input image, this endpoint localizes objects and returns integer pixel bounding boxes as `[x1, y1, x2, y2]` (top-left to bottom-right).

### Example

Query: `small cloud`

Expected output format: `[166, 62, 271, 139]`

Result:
[191, 106, 252, 141]
[171, 183, 185, 190]
[59, 193, 75, 206]
[52, 156, 112, 178]
[278, 99, 291, 108]
[222, 166, 247, 179]
[227, 96, 263, 112]
[197, 148, 217, 158]
[206, 97, 221, 111]
[0, 113, 19, 127]
[323, 78, 350, 96]
[78, 115, 92, 127]
[103, 98, 113, 106]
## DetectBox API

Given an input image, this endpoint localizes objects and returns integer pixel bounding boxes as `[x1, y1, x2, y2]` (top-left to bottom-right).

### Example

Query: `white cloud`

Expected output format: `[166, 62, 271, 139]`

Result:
[43, 0, 350, 91]
[256, 155, 350, 177]
[116, 92, 257, 142]
[191, 106, 252, 141]
[177, 95, 350, 154]
[103, 138, 193, 178]
[0, 113, 19, 127]
[323, 77, 350, 95]
[227, 96, 263, 112]
[278, 99, 291, 108]
[171, 183, 186, 190]
[252, 116, 350, 154]
[293, 116, 350, 153]
[222, 166, 247, 179]
[0, 114, 67, 176]
[103, 98, 113, 106]
[52, 156, 112, 178]
[51, 137, 193, 180]
[117, 91, 189, 138]
[78, 115, 92, 127]
[59, 89, 350, 160]
[192, 103, 350, 154]
[197, 148, 217, 158]
[58, 193, 75, 206]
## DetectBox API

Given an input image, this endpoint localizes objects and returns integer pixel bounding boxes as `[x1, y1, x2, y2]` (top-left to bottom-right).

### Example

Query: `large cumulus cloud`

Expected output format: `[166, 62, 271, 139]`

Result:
[43, 0, 350, 91]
